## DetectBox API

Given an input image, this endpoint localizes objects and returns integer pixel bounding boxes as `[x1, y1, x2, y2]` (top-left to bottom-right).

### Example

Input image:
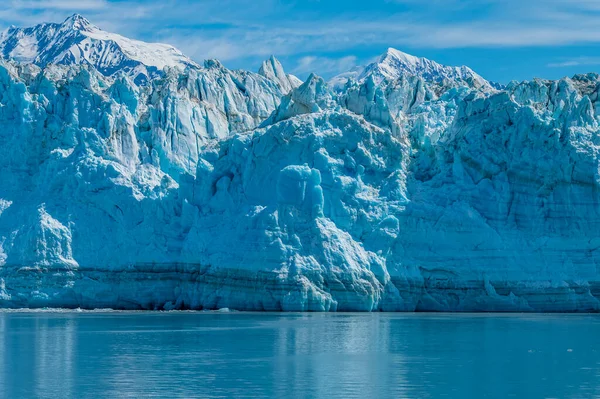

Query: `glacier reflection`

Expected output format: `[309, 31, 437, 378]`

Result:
[1, 312, 600, 398]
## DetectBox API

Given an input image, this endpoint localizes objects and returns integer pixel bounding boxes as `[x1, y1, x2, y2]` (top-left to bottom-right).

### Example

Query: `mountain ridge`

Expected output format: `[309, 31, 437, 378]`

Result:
[1, 15, 495, 90]
[0, 14, 198, 84]
[330, 47, 494, 91]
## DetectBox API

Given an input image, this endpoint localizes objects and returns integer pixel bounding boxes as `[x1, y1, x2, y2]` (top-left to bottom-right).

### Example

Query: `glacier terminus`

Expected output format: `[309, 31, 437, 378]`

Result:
[0, 15, 599, 311]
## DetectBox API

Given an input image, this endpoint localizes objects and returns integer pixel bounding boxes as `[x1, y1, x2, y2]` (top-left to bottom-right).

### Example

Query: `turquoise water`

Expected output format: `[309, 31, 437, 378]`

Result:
[1, 312, 599, 398]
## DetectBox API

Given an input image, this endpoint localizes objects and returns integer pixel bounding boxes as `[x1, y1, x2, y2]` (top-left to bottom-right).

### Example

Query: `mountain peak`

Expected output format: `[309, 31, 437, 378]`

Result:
[380, 48, 420, 66]
[62, 14, 93, 31]
[0, 15, 198, 83]
[330, 47, 493, 92]
[204, 59, 224, 69]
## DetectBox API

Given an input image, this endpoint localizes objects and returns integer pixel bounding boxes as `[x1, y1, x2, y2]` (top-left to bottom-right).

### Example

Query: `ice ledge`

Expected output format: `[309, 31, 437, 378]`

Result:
[2, 267, 599, 312]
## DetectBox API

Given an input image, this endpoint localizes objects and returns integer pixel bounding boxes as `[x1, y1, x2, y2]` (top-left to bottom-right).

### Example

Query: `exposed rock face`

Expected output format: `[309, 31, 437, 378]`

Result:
[330, 48, 494, 92]
[0, 14, 199, 84]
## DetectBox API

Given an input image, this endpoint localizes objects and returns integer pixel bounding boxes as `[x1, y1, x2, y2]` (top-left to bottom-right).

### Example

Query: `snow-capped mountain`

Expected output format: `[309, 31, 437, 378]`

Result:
[1, 15, 599, 312]
[0, 14, 198, 83]
[330, 47, 493, 91]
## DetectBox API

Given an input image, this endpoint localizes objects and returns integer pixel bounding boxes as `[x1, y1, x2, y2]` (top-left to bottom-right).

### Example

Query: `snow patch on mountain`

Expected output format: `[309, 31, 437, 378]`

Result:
[331, 48, 493, 92]
[0, 14, 198, 84]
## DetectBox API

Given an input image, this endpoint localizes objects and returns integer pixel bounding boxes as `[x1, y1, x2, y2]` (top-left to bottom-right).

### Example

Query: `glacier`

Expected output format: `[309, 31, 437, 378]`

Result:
[0, 16, 599, 311]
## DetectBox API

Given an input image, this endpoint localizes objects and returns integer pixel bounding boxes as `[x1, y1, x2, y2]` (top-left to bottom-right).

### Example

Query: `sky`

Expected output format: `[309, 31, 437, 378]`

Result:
[2, 0, 600, 83]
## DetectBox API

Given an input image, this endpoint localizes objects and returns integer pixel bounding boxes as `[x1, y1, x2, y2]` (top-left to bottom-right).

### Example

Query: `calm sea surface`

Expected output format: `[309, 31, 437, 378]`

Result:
[1, 311, 599, 398]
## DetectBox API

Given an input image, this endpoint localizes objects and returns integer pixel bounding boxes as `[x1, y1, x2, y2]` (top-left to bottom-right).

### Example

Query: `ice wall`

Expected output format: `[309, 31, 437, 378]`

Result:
[1, 59, 599, 311]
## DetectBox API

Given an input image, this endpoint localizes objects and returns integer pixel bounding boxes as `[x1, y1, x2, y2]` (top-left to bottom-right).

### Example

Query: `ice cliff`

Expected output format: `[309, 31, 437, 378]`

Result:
[0, 16, 599, 311]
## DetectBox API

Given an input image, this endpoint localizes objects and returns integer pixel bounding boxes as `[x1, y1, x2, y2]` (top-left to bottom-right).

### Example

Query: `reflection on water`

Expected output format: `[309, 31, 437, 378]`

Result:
[1, 312, 600, 398]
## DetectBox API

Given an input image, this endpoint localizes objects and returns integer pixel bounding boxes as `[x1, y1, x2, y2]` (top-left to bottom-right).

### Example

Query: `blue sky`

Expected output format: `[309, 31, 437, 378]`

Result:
[2, 0, 600, 83]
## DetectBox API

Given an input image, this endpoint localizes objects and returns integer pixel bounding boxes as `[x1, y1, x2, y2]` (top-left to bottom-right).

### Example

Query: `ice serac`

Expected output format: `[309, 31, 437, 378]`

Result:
[1, 17, 600, 311]
[0, 14, 198, 84]
[258, 55, 302, 93]
[261, 73, 337, 126]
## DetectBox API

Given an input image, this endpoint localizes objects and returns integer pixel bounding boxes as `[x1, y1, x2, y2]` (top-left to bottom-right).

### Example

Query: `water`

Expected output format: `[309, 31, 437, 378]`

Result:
[1, 312, 599, 399]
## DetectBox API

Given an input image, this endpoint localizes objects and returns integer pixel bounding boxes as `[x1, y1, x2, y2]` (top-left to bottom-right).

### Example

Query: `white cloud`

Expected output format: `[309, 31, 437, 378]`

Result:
[292, 55, 358, 77]
[10, 0, 108, 10]
[548, 57, 600, 68]
[3, 0, 600, 75]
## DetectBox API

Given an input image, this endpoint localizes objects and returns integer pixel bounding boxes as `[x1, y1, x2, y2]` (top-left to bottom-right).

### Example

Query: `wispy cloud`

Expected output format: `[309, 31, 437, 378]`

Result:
[548, 57, 600, 68]
[292, 55, 358, 77]
[2, 0, 600, 79]
[10, 0, 108, 10]
[8, 0, 600, 52]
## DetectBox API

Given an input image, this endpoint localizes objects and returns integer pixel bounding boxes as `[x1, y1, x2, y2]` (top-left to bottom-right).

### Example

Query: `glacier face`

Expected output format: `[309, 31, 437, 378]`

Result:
[0, 17, 599, 311]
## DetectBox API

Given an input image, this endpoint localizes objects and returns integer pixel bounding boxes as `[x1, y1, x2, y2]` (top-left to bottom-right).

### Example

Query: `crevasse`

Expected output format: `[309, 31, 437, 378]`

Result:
[0, 17, 599, 311]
